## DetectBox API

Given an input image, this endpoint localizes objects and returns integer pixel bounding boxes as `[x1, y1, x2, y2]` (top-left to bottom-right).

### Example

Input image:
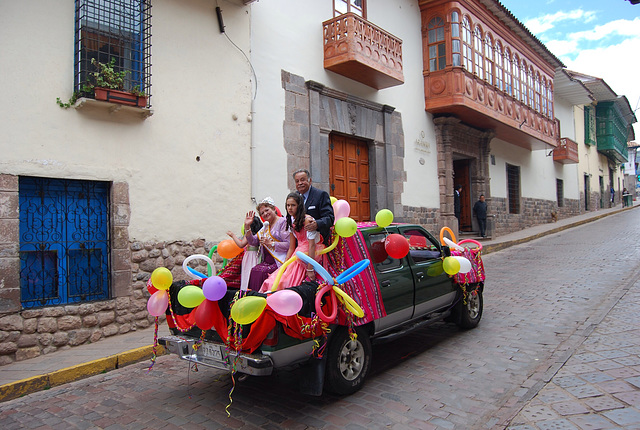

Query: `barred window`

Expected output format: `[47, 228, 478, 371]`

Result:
[75, 0, 152, 104]
[506, 164, 520, 214]
[556, 179, 564, 208]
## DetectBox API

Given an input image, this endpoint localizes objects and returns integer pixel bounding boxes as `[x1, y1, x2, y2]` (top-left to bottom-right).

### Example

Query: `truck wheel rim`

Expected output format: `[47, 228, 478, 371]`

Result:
[467, 292, 480, 319]
[339, 339, 364, 381]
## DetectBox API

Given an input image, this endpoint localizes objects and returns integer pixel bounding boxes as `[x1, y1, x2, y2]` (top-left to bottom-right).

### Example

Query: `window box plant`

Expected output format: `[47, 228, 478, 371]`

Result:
[57, 58, 148, 109]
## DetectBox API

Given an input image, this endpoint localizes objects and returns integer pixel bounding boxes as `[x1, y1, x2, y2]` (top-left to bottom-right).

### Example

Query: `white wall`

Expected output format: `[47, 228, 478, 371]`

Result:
[0, 0, 253, 241]
[249, 0, 440, 210]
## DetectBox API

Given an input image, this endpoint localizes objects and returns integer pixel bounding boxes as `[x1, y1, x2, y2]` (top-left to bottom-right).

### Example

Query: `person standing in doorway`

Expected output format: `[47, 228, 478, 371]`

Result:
[454, 184, 462, 222]
[473, 194, 488, 238]
[292, 169, 335, 246]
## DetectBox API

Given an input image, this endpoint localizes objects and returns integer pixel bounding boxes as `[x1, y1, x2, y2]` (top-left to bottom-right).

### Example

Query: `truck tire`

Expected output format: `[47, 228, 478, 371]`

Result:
[325, 326, 371, 395]
[455, 286, 483, 329]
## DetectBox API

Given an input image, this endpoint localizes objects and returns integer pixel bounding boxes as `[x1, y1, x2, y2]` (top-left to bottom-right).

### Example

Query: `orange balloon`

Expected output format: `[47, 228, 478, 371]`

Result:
[217, 239, 242, 259]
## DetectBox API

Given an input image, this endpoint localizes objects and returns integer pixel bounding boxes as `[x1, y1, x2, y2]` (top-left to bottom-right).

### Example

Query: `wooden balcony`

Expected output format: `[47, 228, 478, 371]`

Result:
[553, 138, 579, 164]
[323, 13, 404, 90]
[424, 68, 559, 150]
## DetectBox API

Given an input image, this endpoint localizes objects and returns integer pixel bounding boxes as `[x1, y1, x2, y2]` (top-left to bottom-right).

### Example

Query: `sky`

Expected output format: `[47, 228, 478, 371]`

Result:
[500, 0, 640, 140]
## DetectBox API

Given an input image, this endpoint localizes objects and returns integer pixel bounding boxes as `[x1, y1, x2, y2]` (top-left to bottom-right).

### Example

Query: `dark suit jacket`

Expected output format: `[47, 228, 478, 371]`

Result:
[304, 186, 335, 246]
[454, 190, 461, 218]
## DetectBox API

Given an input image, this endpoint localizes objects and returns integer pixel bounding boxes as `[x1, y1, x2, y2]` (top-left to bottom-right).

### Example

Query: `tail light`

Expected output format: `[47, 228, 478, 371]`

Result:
[262, 327, 279, 346]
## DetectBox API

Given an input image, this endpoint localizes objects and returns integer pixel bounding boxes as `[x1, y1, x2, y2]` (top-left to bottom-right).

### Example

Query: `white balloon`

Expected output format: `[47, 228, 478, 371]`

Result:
[452, 256, 472, 273]
[182, 254, 215, 279]
[443, 237, 464, 251]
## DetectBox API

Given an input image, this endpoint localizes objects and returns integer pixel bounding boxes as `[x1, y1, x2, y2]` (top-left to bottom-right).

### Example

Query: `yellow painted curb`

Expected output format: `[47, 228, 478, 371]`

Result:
[117, 344, 165, 367]
[48, 356, 118, 387]
[0, 375, 49, 402]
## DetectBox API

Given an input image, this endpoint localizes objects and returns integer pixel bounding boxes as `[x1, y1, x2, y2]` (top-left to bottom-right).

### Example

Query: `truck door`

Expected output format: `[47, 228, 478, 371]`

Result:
[398, 226, 457, 317]
[362, 229, 414, 332]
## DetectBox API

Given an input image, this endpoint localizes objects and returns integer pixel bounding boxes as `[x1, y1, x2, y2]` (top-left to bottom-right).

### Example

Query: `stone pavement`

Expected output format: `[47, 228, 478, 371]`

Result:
[0, 201, 638, 427]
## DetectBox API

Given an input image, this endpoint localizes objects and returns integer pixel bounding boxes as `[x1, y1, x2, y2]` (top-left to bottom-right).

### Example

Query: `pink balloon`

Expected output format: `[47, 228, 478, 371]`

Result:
[147, 290, 169, 316]
[266, 289, 303, 316]
[202, 276, 227, 301]
[333, 199, 351, 222]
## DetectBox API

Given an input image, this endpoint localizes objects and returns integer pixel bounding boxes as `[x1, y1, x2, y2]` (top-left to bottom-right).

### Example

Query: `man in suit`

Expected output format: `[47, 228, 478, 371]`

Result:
[473, 194, 487, 238]
[454, 184, 462, 222]
[293, 169, 334, 246]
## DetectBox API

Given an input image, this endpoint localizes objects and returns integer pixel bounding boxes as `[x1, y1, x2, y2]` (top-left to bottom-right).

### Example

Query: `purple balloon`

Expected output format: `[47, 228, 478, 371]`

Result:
[202, 276, 227, 301]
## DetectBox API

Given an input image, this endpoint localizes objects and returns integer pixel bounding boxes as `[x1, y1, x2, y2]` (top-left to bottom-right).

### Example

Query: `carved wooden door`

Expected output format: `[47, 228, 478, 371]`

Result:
[329, 134, 370, 222]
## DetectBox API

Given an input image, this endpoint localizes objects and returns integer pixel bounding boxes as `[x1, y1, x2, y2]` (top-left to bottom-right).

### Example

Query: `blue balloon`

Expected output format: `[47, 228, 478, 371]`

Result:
[187, 266, 207, 279]
[335, 259, 370, 284]
[296, 251, 334, 285]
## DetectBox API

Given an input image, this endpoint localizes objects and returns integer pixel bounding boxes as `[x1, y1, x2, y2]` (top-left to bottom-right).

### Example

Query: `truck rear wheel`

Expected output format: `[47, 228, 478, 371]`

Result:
[455, 286, 483, 329]
[325, 326, 371, 395]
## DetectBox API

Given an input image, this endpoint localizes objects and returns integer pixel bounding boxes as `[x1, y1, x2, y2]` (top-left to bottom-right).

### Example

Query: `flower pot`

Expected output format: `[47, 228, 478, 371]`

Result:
[94, 87, 147, 108]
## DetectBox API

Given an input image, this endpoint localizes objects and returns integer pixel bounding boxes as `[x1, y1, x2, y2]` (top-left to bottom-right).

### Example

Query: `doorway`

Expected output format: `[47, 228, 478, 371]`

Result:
[329, 134, 371, 221]
[453, 159, 472, 231]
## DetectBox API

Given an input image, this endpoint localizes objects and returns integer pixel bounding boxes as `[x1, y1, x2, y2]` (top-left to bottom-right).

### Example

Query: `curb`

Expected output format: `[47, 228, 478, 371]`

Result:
[0, 344, 165, 403]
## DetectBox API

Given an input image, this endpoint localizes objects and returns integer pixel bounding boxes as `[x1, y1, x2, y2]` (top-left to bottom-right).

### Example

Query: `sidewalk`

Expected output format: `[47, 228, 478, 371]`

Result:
[0, 202, 637, 405]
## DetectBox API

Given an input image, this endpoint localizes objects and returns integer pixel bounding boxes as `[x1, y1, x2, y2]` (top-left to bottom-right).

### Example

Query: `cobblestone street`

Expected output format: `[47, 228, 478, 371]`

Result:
[1, 209, 639, 429]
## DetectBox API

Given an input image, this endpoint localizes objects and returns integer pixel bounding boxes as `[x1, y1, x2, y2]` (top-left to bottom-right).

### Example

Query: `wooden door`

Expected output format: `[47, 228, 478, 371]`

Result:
[453, 160, 471, 231]
[329, 134, 370, 221]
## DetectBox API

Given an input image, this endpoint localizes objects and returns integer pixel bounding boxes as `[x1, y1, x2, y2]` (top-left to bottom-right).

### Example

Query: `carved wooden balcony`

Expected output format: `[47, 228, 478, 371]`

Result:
[553, 137, 579, 164]
[323, 13, 404, 90]
[424, 68, 559, 150]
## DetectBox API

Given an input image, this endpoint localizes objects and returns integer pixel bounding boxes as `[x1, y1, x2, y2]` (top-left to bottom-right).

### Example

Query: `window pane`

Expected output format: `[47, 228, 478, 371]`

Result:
[438, 43, 445, 56]
[439, 57, 446, 70]
[453, 53, 461, 66]
[429, 45, 437, 58]
[451, 22, 459, 38]
[452, 39, 460, 53]
[436, 27, 444, 42]
[430, 59, 437, 71]
[429, 29, 436, 42]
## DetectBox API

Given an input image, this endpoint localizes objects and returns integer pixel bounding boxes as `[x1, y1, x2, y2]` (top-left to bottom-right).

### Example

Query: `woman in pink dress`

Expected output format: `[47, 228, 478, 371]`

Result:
[260, 193, 325, 293]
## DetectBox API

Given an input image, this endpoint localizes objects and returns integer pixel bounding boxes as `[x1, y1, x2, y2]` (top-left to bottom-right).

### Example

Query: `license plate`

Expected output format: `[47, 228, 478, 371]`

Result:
[197, 343, 224, 360]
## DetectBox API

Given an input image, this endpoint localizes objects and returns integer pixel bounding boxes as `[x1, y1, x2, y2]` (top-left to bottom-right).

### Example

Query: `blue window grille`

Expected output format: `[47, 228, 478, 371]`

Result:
[74, 0, 152, 104]
[19, 177, 110, 308]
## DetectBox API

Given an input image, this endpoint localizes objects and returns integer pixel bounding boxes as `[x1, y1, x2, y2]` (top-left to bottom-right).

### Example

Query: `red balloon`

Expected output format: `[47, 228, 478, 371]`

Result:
[385, 234, 410, 259]
[369, 240, 388, 264]
[147, 282, 159, 295]
[194, 299, 217, 330]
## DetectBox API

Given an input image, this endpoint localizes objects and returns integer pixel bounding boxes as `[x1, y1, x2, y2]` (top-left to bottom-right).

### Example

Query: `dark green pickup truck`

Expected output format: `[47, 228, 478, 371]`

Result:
[159, 223, 484, 396]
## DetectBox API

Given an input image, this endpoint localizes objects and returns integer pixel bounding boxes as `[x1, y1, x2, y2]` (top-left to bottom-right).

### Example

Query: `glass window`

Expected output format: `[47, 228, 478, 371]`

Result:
[428, 17, 446, 71]
[75, 0, 152, 104]
[495, 42, 503, 91]
[334, 0, 366, 18]
[474, 26, 484, 79]
[484, 35, 493, 85]
[368, 233, 401, 271]
[513, 55, 520, 101]
[520, 60, 528, 104]
[451, 12, 461, 67]
[403, 229, 442, 263]
[504, 49, 512, 96]
[541, 78, 548, 116]
[547, 85, 554, 119]
[462, 17, 473, 72]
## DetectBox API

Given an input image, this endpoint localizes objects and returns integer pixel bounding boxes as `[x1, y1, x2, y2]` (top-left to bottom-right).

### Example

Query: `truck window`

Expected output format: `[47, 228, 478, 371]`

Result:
[367, 233, 401, 272]
[402, 229, 442, 263]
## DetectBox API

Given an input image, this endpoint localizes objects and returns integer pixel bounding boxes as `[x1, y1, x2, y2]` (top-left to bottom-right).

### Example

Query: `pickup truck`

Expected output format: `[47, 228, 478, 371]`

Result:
[158, 223, 484, 396]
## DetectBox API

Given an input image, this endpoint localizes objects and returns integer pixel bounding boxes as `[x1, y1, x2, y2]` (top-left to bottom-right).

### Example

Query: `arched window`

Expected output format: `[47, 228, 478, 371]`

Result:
[513, 54, 520, 101]
[520, 59, 528, 104]
[504, 48, 512, 96]
[451, 11, 461, 67]
[547, 84, 554, 119]
[534, 72, 541, 113]
[427, 16, 446, 71]
[474, 26, 484, 79]
[528, 66, 535, 109]
[484, 34, 493, 85]
[462, 17, 472, 71]
[495, 42, 503, 91]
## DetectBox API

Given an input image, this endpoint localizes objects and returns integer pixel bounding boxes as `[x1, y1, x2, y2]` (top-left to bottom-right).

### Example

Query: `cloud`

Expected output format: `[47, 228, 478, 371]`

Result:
[523, 9, 596, 34]
[566, 17, 640, 42]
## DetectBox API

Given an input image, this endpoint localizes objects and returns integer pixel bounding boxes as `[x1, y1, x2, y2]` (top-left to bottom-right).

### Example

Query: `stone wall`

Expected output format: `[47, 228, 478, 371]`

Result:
[0, 238, 217, 366]
[400, 206, 440, 234]
[490, 196, 580, 236]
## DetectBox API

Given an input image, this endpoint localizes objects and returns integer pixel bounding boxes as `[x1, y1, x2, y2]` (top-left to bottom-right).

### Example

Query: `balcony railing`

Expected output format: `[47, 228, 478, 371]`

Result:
[323, 13, 404, 89]
[553, 137, 579, 164]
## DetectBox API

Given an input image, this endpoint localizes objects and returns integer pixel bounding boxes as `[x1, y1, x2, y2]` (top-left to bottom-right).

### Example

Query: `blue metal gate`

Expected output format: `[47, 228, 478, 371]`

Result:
[19, 177, 110, 308]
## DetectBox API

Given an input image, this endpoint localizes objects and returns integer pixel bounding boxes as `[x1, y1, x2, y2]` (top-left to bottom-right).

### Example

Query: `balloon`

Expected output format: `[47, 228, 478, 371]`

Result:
[375, 209, 394, 228]
[296, 251, 334, 285]
[217, 239, 243, 259]
[333, 286, 365, 318]
[230, 296, 267, 325]
[443, 237, 464, 251]
[202, 276, 227, 301]
[182, 254, 215, 280]
[267, 290, 303, 316]
[177, 285, 206, 308]
[333, 199, 351, 221]
[147, 290, 169, 316]
[335, 217, 357, 238]
[453, 256, 472, 274]
[385, 234, 410, 259]
[443, 256, 461, 275]
[335, 259, 370, 284]
[147, 282, 159, 296]
[194, 299, 217, 330]
[330, 196, 337, 205]
[426, 261, 445, 277]
[151, 267, 173, 290]
[369, 240, 388, 264]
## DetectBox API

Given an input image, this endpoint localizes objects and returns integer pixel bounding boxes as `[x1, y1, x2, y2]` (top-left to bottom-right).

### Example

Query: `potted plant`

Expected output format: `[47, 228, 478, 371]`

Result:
[57, 58, 148, 108]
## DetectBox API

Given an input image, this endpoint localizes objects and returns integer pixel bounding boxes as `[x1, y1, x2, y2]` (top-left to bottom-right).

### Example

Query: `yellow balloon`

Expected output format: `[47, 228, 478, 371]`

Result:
[231, 296, 267, 325]
[318, 234, 340, 255]
[330, 196, 337, 205]
[375, 209, 394, 228]
[335, 217, 357, 238]
[151, 267, 173, 290]
[443, 257, 461, 275]
[177, 285, 205, 308]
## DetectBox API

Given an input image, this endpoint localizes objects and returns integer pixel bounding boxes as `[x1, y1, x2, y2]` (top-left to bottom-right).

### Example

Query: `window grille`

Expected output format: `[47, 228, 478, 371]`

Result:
[556, 179, 564, 207]
[74, 0, 152, 105]
[506, 164, 520, 214]
[19, 177, 110, 308]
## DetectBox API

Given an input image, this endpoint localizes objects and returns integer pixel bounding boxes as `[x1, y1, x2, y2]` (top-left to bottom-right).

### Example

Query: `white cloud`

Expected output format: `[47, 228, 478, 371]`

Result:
[566, 17, 640, 42]
[524, 9, 596, 34]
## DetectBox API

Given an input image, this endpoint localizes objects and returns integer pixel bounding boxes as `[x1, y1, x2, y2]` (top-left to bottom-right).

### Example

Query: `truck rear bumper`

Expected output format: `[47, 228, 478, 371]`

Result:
[159, 335, 273, 376]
